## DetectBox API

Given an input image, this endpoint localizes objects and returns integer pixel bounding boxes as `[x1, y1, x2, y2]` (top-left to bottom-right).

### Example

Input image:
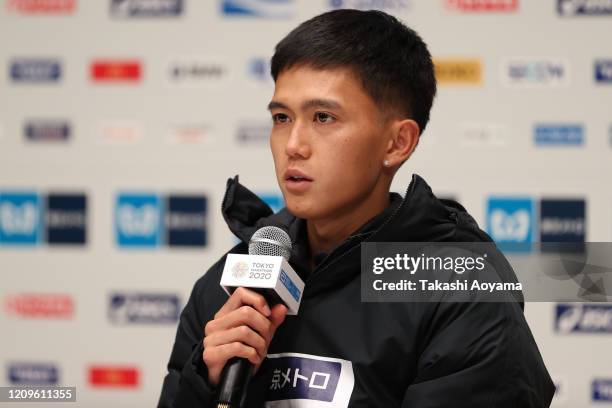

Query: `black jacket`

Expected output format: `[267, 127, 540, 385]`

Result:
[158, 174, 554, 408]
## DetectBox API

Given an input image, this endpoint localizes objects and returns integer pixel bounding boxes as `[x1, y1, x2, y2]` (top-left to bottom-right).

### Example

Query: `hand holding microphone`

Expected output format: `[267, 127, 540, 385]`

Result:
[203, 287, 287, 386]
[202, 226, 305, 408]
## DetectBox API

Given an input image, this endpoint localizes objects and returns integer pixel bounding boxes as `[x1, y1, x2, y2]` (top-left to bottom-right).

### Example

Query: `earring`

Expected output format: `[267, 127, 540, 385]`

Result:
[383, 160, 390, 167]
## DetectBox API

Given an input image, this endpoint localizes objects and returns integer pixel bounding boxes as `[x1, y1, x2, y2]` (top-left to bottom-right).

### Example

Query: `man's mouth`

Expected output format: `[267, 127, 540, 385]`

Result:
[284, 169, 313, 192]
[284, 169, 313, 182]
[287, 176, 309, 181]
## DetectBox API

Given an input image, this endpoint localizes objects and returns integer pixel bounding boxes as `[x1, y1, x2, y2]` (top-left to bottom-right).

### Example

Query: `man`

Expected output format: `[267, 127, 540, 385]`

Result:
[159, 9, 554, 407]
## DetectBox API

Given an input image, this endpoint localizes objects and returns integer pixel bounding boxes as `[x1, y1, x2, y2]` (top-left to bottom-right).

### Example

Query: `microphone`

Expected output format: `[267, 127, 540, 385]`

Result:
[216, 226, 305, 408]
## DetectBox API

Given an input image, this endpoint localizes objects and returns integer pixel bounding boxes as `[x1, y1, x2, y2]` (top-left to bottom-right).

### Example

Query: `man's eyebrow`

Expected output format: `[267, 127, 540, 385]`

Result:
[301, 98, 342, 111]
[267, 99, 343, 112]
[267, 101, 288, 111]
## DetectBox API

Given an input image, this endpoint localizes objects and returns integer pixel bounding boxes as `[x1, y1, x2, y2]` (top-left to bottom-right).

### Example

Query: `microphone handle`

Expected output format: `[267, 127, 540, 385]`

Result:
[216, 357, 253, 408]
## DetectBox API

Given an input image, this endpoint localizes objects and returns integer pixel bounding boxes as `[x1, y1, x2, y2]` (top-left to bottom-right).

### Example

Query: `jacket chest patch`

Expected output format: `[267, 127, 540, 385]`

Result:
[261, 352, 354, 407]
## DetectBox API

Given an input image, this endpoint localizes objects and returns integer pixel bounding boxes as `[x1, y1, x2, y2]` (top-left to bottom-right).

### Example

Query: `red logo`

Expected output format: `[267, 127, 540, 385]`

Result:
[446, 0, 518, 12]
[5, 294, 74, 318]
[6, 0, 76, 14]
[88, 366, 139, 388]
[91, 60, 142, 83]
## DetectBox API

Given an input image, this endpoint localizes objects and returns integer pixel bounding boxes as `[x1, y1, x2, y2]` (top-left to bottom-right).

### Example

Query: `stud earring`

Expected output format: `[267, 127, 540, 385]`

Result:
[383, 160, 390, 167]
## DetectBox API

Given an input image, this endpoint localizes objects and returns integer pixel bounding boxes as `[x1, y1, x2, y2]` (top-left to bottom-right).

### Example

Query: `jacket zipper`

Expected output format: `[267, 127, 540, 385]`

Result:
[309, 182, 415, 282]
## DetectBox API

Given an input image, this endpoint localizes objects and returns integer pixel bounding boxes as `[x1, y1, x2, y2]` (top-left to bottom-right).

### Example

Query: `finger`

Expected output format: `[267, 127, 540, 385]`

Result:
[216, 342, 261, 366]
[203, 342, 261, 386]
[216, 287, 271, 318]
[204, 325, 267, 358]
[208, 305, 272, 337]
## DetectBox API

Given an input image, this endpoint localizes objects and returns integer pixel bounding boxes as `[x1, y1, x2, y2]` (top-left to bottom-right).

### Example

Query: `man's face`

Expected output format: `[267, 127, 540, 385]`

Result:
[268, 65, 391, 221]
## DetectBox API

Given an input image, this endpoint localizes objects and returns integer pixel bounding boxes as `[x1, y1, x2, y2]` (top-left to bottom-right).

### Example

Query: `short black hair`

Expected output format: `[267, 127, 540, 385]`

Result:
[271, 9, 436, 134]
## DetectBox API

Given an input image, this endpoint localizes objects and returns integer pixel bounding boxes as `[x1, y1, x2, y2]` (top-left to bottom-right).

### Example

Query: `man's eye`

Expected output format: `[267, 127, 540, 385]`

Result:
[272, 113, 290, 124]
[315, 112, 335, 124]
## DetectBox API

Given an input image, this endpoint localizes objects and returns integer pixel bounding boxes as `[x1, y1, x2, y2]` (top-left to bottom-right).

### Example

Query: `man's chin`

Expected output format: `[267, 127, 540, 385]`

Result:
[285, 200, 316, 220]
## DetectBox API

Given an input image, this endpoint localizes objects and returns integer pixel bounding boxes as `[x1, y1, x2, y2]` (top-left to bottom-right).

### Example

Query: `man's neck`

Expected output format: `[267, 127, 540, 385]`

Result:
[306, 188, 390, 260]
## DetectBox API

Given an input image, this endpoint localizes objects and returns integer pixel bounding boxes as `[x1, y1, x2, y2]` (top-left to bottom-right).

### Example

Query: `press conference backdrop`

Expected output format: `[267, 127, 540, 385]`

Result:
[0, 0, 611, 406]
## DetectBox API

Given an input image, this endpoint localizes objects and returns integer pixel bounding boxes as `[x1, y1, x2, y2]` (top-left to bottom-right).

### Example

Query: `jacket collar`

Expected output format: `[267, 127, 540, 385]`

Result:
[221, 173, 487, 295]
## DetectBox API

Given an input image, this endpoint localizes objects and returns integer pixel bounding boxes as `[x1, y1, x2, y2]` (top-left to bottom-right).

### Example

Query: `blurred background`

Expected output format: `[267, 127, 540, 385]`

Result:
[1, 0, 611, 407]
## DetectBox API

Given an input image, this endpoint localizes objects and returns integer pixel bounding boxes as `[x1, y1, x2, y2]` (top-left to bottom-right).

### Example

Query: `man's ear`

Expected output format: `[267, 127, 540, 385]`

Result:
[383, 119, 420, 168]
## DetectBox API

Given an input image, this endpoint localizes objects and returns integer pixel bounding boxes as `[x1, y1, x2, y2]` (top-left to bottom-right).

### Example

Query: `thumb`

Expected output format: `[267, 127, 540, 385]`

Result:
[269, 303, 288, 331]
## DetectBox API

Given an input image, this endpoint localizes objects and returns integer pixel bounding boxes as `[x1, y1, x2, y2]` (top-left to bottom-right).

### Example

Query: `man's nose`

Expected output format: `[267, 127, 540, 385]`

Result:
[285, 120, 311, 159]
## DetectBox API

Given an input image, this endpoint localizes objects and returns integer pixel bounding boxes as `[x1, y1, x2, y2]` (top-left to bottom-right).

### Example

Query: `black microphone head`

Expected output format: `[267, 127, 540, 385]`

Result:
[249, 226, 292, 260]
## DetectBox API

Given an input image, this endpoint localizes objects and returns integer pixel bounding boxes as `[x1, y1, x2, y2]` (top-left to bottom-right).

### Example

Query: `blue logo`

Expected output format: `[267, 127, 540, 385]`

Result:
[265, 356, 341, 402]
[110, 0, 183, 17]
[166, 195, 207, 247]
[259, 193, 284, 213]
[555, 304, 612, 334]
[486, 197, 534, 249]
[534, 124, 584, 146]
[595, 59, 612, 83]
[46, 194, 87, 245]
[558, 0, 612, 16]
[280, 270, 301, 302]
[8, 363, 59, 385]
[0, 192, 41, 245]
[25, 120, 71, 142]
[109, 293, 180, 324]
[10, 58, 61, 83]
[222, 0, 293, 18]
[593, 379, 612, 401]
[329, 0, 410, 11]
[115, 194, 161, 247]
[248, 57, 271, 82]
[540, 199, 585, 243]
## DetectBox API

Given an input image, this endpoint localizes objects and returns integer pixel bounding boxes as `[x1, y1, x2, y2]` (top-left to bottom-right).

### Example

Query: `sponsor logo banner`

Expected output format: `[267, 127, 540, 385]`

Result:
[8, 363, 59, 385]
[24, 119, 71, 142]
[595, 59, 612, 83]
[540, 199, 585, 243]
[4, 294, 74, 319]
[222, 0, 293, 18]
[555, 303, 612, 333]
[593, 379, 612, 402]
[458, 122, 509, 147]
[557, 0, 612, 16]
[88, 366, 139, 388]
[166, 123, 210, 144]
[10, 58, 61, 83]
[486, 197, 534, 248]
[235, 122, 271, 145]
[116, 194, 161, 247]
[501, 58, 569, 87]
[167, 57, 227, 86]
[99, 121, 143, 144]
[446, 0, 518, 12]
[46, 193, 87, 245]
[328, 0, 410, 11]
[109, 293, 180, 324]
[166, 195, 207, 247]
[0, 192, 41, 245]
[90, 60, 141, 83]
[110, 0, 182, 17]
[534, 124, 584, 146]
[6, 0, 76, 14]
[247, 57, 271, 83]
[434, 59, 482, 85]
